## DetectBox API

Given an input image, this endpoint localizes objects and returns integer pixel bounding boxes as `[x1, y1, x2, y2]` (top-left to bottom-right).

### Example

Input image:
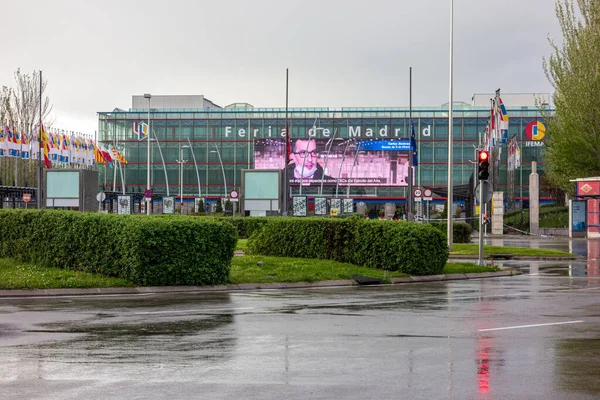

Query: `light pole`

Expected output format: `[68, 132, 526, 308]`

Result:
[177, 145, 188, 209]
[335, 139, 354, 198]
[144, 93, 151, 215]
[347, 143, 362, 198]
[319, 129, 339, 196]
[211, 144, 227, 196]
[447, 0, 454, 250]
[187, 138, 202, 197]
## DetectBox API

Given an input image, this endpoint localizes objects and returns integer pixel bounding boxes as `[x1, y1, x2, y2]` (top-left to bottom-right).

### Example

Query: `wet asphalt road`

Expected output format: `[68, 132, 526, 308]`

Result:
[0, 238, 599, 399]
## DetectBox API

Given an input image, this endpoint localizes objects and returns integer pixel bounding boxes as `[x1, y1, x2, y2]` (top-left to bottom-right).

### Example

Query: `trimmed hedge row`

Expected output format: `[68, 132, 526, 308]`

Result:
[0, 210, 237, 286]
[216, 217, 273, 239]
[247, 218, 448, 275]
[427, 222, 473, 244]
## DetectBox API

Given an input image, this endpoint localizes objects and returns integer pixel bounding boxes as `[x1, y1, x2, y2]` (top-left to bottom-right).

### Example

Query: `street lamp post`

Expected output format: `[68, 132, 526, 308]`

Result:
[319, 129, 339, 196]
[447, 0, 455, 251]
[347, 143, 362, 198]
[177, 145, 188, 209]
[187, 139, 202, 197]
[144, 93, 151, 215]
[211, 144, 227, 196]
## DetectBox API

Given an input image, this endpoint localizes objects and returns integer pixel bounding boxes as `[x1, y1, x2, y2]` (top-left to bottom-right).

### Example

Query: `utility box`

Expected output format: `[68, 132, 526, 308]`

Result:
[44, 169, 99, 211]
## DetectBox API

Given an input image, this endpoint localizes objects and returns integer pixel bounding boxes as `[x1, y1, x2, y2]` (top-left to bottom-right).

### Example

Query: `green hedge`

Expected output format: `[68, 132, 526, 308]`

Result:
[247, 217, 448, 275]
[0, 210, 237, 286]
[427, 222, 473, 243]
[217, 217, 273, 239]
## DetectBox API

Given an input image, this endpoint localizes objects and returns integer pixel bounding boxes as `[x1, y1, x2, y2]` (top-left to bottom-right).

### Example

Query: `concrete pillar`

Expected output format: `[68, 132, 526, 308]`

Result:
[529, 161, 539, 235]
[492, 191, 504, 235]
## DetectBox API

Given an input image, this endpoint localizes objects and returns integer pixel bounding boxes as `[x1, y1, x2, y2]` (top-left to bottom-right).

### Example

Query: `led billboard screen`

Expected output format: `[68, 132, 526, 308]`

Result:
[254, 138, 413, 187]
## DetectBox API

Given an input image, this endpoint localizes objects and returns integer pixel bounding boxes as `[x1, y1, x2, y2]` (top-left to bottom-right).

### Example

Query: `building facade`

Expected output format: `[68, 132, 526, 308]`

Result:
[97, 95, 550, 206]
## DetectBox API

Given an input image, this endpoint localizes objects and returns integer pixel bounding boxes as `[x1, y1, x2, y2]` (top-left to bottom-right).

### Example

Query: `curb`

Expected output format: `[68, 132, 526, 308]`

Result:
[0, 272, 519, 298]
[449, 255, 579, 261]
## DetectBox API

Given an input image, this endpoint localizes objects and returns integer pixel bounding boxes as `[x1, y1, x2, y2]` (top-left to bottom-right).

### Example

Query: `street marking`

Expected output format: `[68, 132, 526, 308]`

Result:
[478, 320, 584, 332]
[135, 307, 254, 315]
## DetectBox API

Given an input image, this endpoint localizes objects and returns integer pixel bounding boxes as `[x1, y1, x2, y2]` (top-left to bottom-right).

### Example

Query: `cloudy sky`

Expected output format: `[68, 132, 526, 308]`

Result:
[2, 0, 561, 133]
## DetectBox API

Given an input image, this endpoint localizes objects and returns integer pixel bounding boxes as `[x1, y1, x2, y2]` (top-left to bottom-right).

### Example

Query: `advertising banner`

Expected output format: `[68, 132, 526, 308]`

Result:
[571, 200, 587, 232]
[254, 138, 413, 188]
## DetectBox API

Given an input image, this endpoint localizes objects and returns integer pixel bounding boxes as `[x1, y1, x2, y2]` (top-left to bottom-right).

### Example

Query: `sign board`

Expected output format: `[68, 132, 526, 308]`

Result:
[330, 198, 342, 216]
[96, 192, 106, 202]
[230, 190, 239, 199]
[163, 196, 175, 214]
[292, 196, 308, 217]
[117, 195, 132, 215]
[22, 193, 31, 203]
[414, 188, 422, 203]
[314, 196, 328, 216]
[423, 188, 433, 201]
[342, 198, 354, 214]
[144, 189, 153, 199]
[570, 200, 587, 237]
[476, 181, 493, 204]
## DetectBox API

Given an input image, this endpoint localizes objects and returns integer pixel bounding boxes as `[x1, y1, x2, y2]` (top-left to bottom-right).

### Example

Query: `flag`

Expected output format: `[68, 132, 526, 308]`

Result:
[21, 132, 30, 159]
[133, 121, 148, 141]
[41, 125, 51, 168]
[498, 97, 509, 122]
[100, 145, 113, 167]
[0, 127, 5, 157]
[410, 123, 418, 167]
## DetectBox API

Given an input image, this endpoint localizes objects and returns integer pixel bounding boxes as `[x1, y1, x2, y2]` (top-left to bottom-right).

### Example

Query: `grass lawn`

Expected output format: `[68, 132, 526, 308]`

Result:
[0, 258, 134, 290]
[229, 255, 409, 284]
[444, 262, 500, 274]
[0, 239, 505, 290]
[451, 244, 576, 257]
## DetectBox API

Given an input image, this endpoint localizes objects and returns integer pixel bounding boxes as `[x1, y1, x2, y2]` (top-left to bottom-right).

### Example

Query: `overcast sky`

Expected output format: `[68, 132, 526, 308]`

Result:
[2, 0, 562, 134]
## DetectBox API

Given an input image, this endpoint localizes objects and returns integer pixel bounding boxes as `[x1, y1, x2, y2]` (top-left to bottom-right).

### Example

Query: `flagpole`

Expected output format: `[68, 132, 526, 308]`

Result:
[408, 67, 414, 221]
[283, 68, 289, 216]
[447, 0, 454, 251]
[37, 71, 42, 209]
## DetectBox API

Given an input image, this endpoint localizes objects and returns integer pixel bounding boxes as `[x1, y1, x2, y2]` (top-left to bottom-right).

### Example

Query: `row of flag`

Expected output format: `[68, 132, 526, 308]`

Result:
[483, 96, 510, 152]
[507, 136, 521, 171]
[0, 125, 127, 169]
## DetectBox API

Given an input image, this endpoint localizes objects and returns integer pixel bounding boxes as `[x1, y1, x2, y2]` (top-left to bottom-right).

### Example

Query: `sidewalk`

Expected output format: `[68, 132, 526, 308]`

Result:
[0, 270, 519, 298]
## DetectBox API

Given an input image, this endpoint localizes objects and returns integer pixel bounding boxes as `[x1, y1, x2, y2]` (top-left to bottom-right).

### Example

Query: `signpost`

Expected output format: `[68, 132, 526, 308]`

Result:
[414, 188, 422, 202]
[229, 190, 239, 217]
[423, 188, 433, 222]
[23, 193, 31, 209]
[475, 180, 493, 266]
[96, 192, 106, 212]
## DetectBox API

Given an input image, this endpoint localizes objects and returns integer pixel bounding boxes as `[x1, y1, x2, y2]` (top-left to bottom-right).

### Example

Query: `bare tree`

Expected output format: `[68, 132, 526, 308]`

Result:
[11, 69, 52, 131]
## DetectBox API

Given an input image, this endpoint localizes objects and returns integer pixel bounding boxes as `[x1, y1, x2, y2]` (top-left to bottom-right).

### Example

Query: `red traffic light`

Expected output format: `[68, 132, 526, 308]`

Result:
[478, 150, 489, 162]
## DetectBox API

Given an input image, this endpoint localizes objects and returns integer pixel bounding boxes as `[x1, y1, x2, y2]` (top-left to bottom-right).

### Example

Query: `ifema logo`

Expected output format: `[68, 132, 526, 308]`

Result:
[525, 121, 546, 141]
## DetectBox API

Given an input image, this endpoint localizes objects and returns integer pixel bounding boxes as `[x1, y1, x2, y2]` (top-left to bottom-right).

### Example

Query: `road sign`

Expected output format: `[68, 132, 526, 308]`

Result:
[144, 189, 153, 199]
[476, 181, 493, 203]
[423, 188, 433, 201]
[230, 190, 239, 199]
[96, 192, 106, 202]
[22, 193, 31, 203]
[414, 189, 422, 197]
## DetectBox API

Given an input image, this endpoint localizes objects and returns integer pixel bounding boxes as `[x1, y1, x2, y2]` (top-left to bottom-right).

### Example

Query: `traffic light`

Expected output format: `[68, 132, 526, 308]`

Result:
[478, 150, 490, 180]
[482, 213, 490, 225]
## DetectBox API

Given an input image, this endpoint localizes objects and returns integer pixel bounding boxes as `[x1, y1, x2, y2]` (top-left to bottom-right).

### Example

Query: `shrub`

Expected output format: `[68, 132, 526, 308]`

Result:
[427, 222, 473, 244]
[218, 217, 272, 239]
[0, 209, 237, 286]
[248, 217, 448, 275]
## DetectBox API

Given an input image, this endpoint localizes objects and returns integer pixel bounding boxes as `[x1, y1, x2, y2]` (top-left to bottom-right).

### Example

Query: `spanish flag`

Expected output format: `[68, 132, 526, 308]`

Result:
[40, 125, 51, 168]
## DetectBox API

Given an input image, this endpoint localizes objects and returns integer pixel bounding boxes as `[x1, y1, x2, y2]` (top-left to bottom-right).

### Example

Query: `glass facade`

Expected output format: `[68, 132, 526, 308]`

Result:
[98, 105, 548, 201]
